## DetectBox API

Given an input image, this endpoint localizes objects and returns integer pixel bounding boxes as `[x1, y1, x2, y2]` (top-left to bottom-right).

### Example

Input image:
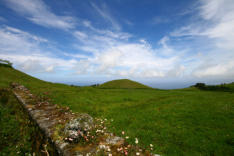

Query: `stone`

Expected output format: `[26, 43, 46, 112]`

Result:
[64, 113, 94, 141]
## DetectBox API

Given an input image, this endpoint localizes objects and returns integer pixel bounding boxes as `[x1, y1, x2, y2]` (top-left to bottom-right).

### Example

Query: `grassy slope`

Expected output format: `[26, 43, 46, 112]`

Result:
[0, 89, 47, 155]
[0, 65, 234, 156]
[99, 79, 151, 89]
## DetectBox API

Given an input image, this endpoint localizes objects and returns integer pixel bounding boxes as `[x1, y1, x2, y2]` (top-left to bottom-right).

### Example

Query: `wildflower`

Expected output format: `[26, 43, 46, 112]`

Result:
[124, 151, 128, 155]
[125, 136, 129, 139]
[136, 152, 140, 155]
[122, 131, 125, 135]
[117, 147, 123, 152]
[150, 144, 153, 147]
[108, 154, 112, 156]
[99, 145, 106, 149]
[135, 138, 138, 144]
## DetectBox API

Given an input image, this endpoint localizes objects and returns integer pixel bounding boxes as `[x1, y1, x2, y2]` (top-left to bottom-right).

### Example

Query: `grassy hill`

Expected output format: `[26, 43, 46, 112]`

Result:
[0, 65, 234, 156]
[99, 79, 151, 89]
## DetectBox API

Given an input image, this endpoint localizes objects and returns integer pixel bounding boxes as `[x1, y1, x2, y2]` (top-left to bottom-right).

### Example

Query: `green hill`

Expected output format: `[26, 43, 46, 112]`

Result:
[99, 79, 151, 89]
[0, 64, 234, 156]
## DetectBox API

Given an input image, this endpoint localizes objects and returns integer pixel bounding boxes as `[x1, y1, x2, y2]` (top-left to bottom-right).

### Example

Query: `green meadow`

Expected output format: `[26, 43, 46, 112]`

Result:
[0, 65, 234, 156]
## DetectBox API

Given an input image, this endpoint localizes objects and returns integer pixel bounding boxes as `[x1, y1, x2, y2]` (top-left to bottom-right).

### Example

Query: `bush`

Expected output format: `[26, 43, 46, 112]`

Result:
[0, 59, 13, 68]
[194, 83, 231, 92]
[194, 83, 206, 89]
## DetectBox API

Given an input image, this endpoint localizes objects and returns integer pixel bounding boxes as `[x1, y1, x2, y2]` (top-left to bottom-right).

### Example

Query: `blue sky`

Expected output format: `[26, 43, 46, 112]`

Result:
[0, 0, 234, 88]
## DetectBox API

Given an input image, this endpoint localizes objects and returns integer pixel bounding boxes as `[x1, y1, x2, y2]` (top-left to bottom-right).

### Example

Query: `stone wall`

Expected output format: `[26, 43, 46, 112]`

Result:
[11, 83, 156, 156]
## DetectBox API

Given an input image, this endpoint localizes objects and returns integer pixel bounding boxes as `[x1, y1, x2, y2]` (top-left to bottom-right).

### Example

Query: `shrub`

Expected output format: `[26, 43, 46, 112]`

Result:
[0, 59, 13, 68]
[194, 83, 206, 89]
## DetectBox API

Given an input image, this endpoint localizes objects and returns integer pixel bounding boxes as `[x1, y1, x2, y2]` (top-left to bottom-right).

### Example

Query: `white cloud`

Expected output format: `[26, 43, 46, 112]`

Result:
[4, 0, 76, 30]
[72, 35, 182, 78]
[73, 26, 131, 54]
[1, 0, 234, 83]
[0, 26, 47, 55]
[91, 2, 121, 31]
[0, 26, 77, 73]
[200, 0, 234, 49]
[170, 0, 234, 79]
[0, 53, 77, 73]
[193, 61, 234, 78]
[172, 0, 234, 49]
[74, 31, 88, 40]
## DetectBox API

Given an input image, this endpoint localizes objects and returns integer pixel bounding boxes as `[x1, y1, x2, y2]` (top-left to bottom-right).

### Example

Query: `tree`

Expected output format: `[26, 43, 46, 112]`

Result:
[0, 59, 13, 67]
[194, 83, 206, 89]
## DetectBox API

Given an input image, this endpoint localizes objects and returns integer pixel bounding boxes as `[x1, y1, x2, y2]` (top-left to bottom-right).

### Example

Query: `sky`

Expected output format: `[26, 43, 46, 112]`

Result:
[0, 0, 234, 89]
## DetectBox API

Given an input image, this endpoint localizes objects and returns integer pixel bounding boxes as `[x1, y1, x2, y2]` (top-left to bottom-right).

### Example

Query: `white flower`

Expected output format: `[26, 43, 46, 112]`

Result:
[135, 138, 138, 144]
[136, 152, 140, 155]
[99, 145, 106, 149]
[122, 131, 125, 135]
[150, 144, 153, 147]
[108, 154, 112, 156]
[125, 136, 129, 139]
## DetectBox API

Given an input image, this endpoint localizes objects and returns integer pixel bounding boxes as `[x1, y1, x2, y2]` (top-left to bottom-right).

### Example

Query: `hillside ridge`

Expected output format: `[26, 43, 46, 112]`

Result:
[99, 79, 151, 89]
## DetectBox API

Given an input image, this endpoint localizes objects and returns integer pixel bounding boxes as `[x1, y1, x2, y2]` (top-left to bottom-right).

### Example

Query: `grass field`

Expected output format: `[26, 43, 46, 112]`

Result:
[0, 65, 234, 156]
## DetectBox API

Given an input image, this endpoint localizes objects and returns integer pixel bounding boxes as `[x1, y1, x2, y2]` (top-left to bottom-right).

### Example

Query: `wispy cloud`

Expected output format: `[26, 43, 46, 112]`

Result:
[0, 26, 48, 54]
[0, 16, 6, 22]
[90, 2, 121, 31]
[151, 16, 170, 25]
[4, 0, 76, 30]
[0, 26, 77, 73]
[171, 0, 234, 79]
[1, 0, 234, 83]
[172, 0, 234, 49]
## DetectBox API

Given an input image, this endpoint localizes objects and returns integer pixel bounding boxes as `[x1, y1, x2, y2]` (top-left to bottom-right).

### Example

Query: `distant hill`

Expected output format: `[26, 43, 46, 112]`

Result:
[98, 79, 151, 89]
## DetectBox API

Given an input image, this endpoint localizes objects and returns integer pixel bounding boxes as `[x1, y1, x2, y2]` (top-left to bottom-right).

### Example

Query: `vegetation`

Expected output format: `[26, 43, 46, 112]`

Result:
[0, 59, 13, 68]
[99, 79, 151, 89]
[0, 65, 234, 156]
[194, 82, 234, 92]
[0, 89, 46, 155]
